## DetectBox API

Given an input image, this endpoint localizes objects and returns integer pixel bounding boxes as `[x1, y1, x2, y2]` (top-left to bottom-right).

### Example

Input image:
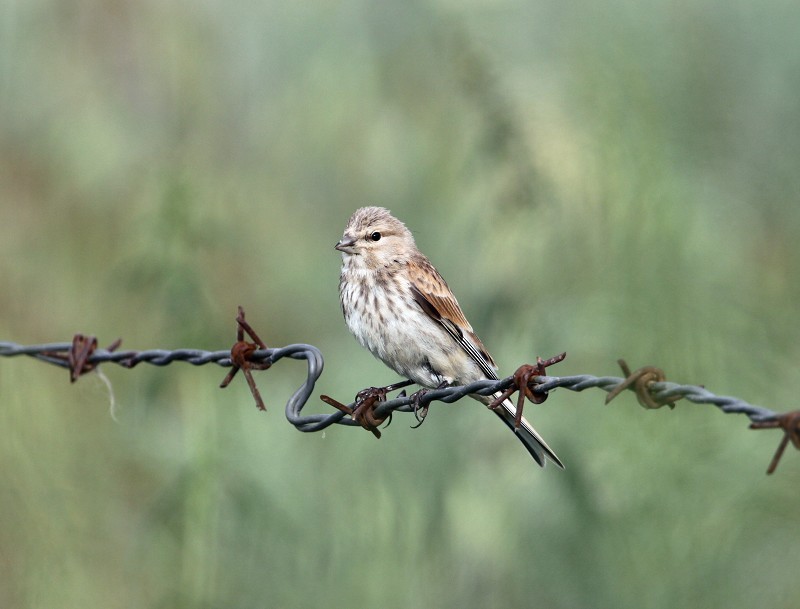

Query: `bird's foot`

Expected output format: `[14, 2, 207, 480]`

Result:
[409, 380, 448, 429]
[409, 389, 430, 428]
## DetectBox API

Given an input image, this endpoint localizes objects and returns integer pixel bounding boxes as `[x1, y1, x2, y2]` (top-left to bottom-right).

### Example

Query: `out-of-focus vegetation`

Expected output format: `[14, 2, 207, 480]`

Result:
[1, 1, 799, 607]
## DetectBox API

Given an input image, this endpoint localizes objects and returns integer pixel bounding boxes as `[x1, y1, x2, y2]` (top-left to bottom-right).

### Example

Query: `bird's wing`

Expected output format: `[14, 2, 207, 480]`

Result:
[408, 256, 564, 469]
[407, 256, 498, 381]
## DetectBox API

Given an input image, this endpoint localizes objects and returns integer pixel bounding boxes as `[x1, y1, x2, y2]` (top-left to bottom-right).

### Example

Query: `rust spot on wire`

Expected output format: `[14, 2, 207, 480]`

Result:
[605, 359, 681, 410]
[42, 334, 122, 382]
[749, 410, 800, 474]
[488, 352, 567, 429]
[219, 306, 271, 411]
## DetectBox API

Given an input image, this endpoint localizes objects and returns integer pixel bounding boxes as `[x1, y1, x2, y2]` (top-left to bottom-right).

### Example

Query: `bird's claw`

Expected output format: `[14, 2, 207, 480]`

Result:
[409, 388, 431, 428]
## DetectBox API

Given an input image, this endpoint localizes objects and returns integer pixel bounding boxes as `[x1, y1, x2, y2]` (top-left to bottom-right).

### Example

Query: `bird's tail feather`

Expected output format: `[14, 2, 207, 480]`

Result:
[492, 396, 563, 468]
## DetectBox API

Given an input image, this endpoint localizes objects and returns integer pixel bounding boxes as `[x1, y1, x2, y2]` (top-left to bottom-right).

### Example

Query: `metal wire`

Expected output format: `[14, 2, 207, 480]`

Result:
[371, 375, 779, 423]
[0, 340, 349, 432]
[0, 340, 780, 426]
[4, 335, 797, 474]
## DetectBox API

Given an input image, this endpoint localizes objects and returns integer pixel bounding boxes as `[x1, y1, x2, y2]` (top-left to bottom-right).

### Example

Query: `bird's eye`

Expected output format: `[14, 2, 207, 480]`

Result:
[369, 231, 382, 241]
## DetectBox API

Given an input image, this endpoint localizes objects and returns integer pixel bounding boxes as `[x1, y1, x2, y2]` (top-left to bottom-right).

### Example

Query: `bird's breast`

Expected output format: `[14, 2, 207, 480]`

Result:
[339, 264, 480, 387]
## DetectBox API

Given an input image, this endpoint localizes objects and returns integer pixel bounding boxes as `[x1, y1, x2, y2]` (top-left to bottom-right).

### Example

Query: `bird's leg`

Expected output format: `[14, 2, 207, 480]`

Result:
[409, 380, 448, 428]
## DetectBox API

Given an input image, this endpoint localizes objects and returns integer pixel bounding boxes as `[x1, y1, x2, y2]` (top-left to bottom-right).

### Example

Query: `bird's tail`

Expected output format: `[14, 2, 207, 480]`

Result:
[490, 395, 563, 468]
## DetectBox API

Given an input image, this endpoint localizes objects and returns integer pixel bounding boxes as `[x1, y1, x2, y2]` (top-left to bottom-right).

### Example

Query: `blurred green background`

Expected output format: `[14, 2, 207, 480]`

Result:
[1, 1, 799, 607]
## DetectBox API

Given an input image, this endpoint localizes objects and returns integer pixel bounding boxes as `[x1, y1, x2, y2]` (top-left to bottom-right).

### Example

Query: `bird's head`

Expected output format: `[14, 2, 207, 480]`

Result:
[335, 206, 415, 268]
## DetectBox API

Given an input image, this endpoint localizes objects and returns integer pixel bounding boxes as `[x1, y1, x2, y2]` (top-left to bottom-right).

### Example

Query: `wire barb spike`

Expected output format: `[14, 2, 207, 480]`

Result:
[219, 306, 272, 411]
[605, 359, 681, 410]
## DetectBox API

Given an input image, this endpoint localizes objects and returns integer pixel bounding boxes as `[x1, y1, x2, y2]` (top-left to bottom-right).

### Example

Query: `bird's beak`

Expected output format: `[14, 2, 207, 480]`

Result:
[335, 237, 357, 254]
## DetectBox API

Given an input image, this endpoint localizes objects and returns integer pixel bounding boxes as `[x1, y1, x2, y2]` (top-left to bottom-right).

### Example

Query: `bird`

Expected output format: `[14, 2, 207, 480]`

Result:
[335, 206, 563, 468]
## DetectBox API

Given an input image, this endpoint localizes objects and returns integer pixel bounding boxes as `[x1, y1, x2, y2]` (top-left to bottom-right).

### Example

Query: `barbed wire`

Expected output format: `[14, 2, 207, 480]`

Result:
[0, 339, 779, 421]
[1, 308, 797, 474]
[0, 338, 349, 431]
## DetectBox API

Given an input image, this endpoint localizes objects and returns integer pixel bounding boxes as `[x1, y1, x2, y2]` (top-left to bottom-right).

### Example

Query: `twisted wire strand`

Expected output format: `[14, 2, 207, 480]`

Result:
[371, 376, 778, 423]
[0, 341, 780, 430]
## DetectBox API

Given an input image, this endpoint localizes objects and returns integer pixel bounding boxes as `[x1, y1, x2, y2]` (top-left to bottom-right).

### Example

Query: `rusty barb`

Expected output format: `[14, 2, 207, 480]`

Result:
[41, 334, 123, 382]
[604, 359, 682, 410]
[604, 358, 799, 474]
[320, 379, 415, 438]
[219, 306, 272, 411]
[488, 352, 567, 428]
[750, 411, 800, 475]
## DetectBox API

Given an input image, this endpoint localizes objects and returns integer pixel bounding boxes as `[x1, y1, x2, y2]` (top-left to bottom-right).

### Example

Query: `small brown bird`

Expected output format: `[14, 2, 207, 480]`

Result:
[335, 206, 562, 467]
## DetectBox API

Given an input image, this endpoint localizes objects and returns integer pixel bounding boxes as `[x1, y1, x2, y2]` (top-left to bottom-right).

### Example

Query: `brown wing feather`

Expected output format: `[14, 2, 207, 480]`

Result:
[407, 255, 563, 468]
[408, 256, 498, 379]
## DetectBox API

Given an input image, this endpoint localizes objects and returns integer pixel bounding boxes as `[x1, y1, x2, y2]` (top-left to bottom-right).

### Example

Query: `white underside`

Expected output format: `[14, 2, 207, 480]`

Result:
[340, 264, 484, 388]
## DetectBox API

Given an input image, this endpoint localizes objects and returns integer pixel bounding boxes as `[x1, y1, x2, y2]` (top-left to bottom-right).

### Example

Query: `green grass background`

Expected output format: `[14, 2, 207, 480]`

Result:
[1, 1, 799, 607]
